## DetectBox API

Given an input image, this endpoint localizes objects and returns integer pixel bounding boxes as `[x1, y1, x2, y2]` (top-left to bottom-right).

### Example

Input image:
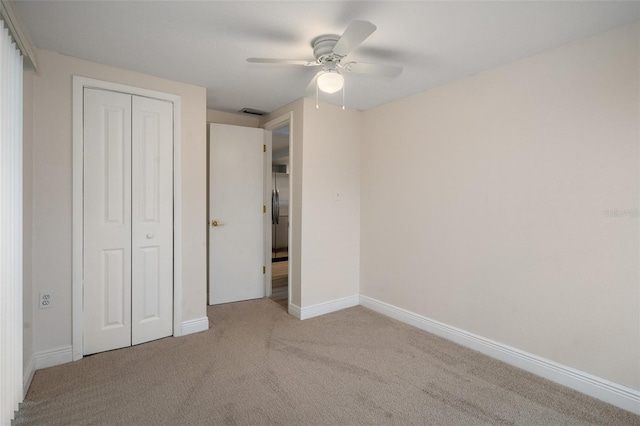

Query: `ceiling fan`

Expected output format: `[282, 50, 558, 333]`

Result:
[247, 20, 402, 98]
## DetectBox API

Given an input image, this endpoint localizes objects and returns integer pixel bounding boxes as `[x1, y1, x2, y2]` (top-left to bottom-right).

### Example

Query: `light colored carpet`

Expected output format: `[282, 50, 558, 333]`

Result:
[15, 299, 639, 425]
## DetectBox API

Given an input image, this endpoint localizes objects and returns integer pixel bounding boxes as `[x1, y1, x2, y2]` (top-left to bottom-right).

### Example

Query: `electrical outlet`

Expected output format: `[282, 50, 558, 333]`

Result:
[39, 292, 53, 309]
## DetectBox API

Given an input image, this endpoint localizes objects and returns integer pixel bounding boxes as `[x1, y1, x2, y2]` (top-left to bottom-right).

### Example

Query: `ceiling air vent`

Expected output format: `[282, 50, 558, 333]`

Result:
[239, 108, 266, 116]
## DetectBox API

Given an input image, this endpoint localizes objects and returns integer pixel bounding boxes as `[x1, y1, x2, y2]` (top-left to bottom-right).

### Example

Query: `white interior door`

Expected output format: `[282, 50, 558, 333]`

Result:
[83, 88, 173, 355]
[209, 123, 266, 305]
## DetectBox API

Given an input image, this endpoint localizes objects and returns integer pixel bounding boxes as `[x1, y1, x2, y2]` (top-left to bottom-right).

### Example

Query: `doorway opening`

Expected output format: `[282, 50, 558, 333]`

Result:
[269, 123, 290, 309]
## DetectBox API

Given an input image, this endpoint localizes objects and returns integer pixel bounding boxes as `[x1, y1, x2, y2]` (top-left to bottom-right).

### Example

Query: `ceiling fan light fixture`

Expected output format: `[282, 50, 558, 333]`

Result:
[317, 70, 344, 94]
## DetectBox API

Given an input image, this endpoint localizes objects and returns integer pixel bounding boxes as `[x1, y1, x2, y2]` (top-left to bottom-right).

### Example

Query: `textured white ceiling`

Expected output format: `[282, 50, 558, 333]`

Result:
[13, 1, 640, 113]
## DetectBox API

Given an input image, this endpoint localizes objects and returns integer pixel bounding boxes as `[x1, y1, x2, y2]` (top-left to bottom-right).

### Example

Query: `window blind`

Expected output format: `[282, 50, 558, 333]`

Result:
[0, 17, 23, 425]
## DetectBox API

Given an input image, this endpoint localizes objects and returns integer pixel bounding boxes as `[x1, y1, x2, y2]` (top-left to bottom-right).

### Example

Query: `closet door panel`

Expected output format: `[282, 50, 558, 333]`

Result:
[83, 88, 132, 355]
[131, 96, 174, 345]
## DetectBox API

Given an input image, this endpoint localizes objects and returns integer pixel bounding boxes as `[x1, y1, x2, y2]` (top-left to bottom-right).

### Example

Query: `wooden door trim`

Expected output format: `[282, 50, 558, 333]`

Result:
[71, 76, 183, 361]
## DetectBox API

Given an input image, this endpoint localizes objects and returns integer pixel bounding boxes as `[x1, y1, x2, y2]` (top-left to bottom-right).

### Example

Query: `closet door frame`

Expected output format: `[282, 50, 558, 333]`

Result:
[71, 76, 182, 361]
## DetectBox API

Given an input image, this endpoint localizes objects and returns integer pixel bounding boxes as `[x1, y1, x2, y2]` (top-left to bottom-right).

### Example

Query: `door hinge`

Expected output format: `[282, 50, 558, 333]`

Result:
[263, 266, 266, 274]
[263, 205, 266, 213]
[263, 144, 266, 152]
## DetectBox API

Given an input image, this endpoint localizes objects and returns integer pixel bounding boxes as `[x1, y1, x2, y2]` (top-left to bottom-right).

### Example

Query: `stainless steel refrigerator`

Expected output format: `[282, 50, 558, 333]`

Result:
[271, 171, 289, 261]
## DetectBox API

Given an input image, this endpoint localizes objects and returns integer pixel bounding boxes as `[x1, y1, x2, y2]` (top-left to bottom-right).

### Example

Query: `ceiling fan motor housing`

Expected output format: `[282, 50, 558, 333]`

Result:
[312, 35, 342, 63]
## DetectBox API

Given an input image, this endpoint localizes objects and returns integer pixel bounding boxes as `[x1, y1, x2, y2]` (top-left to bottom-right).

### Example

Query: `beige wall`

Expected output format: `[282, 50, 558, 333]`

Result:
[207, 109, 260, 128]
[28, 49, 208, 354]
[300, 98, 361, 306]
[360, 23, 639, 389]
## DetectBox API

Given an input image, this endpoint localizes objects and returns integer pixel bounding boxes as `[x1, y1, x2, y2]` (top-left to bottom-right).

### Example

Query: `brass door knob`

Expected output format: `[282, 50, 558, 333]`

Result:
[211, 220, 218, 227]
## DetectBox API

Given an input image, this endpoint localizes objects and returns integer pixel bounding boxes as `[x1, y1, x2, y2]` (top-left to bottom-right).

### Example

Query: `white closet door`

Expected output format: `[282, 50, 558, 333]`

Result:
[131, 96, 173, 345]
[83, 89, 174, 355]
[83, 89, 133, 355]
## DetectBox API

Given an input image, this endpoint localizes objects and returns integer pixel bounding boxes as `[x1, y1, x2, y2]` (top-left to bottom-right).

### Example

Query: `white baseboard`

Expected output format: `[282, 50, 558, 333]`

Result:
[181, 317, 209, 336]
[288, 303, 301, 319]
[359, 295, 640, 415]
[34, 321, 208, 375]
[298, 295, 360, 320]
[34, 345, 73, 370]
[23, 355, 35, 398]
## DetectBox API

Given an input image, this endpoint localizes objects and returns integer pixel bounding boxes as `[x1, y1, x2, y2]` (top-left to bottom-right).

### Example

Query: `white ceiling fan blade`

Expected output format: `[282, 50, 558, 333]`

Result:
[332, 20, 376, 57]
[342, 62, 403, 77]
[247, 58, 319, 66]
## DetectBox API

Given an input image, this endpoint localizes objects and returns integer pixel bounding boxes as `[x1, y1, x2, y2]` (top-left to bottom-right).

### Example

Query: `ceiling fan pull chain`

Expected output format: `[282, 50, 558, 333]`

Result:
[316, 79, 320, 109]
[342, 82, 345, 110]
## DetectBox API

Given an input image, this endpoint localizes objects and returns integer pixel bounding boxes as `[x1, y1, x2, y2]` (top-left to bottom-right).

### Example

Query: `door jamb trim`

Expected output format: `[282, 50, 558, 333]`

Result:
[71, 76, 183, 361]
